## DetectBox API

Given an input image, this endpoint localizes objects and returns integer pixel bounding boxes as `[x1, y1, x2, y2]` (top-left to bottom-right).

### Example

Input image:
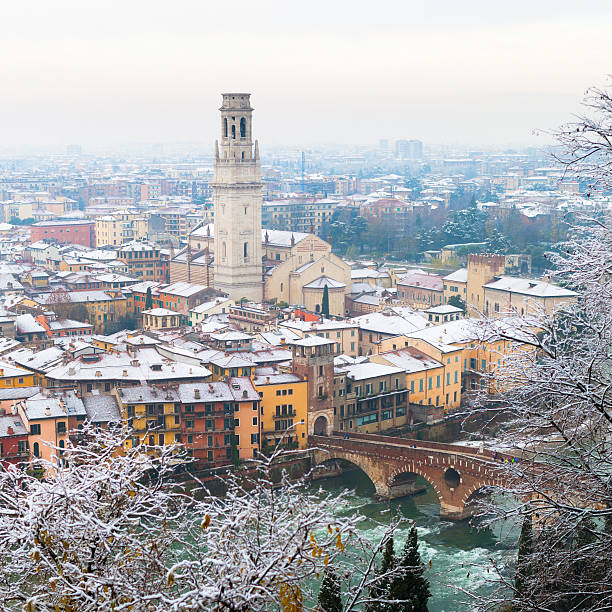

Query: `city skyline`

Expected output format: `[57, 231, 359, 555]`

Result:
[1, 0, 611, 150]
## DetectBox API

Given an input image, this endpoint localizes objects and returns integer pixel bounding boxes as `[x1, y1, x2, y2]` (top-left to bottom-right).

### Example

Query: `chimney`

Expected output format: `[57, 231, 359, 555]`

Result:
[266, 376, 270, 384]
[194, 388, 200, 399]
[7, 426, 14, 435]
[242, 390, 247, 398]
[45, 406, 51, 416]
[123, 369, 128, 377]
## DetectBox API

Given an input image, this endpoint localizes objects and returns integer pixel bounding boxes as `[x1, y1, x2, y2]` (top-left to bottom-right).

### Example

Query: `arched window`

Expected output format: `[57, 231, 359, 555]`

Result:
[231, 124, 236, 139]
[243, 242, 248, 259]
[241, 151, 245, 160]
[33, 442, 39, 458]
[223, 118, 228, 138]
[240, 117, 246, 138]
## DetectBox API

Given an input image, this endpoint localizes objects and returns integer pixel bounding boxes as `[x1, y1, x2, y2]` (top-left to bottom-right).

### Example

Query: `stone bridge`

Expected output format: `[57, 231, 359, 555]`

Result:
[309, 432, 508, 520]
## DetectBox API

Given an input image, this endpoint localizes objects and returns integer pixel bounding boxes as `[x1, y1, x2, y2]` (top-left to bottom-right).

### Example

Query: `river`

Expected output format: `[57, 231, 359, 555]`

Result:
[312, 469, 517, 612]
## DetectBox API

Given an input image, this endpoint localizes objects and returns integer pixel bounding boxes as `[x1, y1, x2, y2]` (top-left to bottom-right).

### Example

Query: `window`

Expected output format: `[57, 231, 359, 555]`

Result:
[243, 242, 248, 258]
[252, 417, 257, 426]
[436, 375, 440, 388]
[57, 421, 66, 434]
[185, 419, 194, 429]
[33, 442, 40, 457]
[30, 424, 41, 435]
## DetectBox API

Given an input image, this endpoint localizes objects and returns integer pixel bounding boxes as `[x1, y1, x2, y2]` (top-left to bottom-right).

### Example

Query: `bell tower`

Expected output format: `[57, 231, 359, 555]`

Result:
[213, 93, 263, 302]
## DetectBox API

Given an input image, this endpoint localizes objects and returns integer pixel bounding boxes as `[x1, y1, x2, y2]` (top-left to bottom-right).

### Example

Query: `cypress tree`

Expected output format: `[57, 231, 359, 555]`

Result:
[389, 525, 430, 611]
[317, 567, 343, 612]
[145, 286, 153, 310]
[321, 284, 330, 318]
[514, 515, 533, 601]
[365, 537, 395, 612]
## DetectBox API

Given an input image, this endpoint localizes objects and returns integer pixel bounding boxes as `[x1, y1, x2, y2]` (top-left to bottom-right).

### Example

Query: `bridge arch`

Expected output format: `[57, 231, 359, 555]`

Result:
[389, 464, 443, 507]
[313, 415, 329, 436]
[314, 457, 379, 493]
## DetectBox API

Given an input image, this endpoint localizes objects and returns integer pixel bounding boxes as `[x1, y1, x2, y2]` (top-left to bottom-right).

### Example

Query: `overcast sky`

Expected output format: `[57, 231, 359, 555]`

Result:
[1, 0, 611, 150]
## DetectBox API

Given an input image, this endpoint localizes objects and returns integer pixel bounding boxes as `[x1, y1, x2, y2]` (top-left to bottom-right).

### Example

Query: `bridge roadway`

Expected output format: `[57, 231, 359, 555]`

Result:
[309, 432, 511, 520]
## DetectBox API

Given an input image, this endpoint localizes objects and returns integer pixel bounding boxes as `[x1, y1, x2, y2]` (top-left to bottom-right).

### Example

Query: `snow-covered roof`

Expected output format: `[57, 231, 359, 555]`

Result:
[443, 268, 468, 283]
[142, 308, 180, 316]
[117, 385, 179, 404]
[304, 276, 346, 290]
[349, 310, 430, 336]
[397, 271, 443, 291]
[424, 305, 463, 314]
[190, 297, 230, 313]
[252, 371, 302, 386]
[45, 348, 212, 383]
[0, 415, 27, 438]
[24, 391, 87, 420]
[210, 331, 252, 342]
[337, 362, 405, 381]
[8, 346, 65, 372]
[15, 314, 45, 335]
[83, 393, 121, 422]
[483, 276, 578, 298]
[161, 282, 209, 297]
[351, 269, 389, 280]
[376, 347, 442, 373]
[289, 336, 336, 347]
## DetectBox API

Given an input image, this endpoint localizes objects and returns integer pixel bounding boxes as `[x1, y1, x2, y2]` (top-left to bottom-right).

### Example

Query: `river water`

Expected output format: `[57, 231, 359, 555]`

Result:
[312, 469, 517, 612]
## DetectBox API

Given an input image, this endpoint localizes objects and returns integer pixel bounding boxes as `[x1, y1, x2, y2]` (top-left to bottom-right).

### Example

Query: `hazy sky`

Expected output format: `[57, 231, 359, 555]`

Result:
[1, 0, 611, 149]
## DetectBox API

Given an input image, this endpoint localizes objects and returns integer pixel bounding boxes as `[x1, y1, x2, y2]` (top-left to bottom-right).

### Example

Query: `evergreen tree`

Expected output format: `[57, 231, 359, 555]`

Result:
[388, 526, 430, 611]
[321, 284, 330, 318]
[514, 515, 533, 603]
[145, 286, 153, 310]
[317, 567, 342, 612]
[230, 434, 240, 467]
[366, 537, 395, 612]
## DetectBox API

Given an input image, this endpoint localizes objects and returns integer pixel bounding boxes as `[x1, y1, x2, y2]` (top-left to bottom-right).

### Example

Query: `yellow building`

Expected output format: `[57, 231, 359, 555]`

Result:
[443, 268, 468, 304]
[95, 213, 150, 248]
[482, 277, 578, 318]
[113, 385, 181, 449]
[370, 346, 460, 411]
[43, 290, 128, 334]
[0, 361, 36, 388]
[403, 318, 530, 398]
[252, 370, 308, 450]
[208, 355, 254, 380]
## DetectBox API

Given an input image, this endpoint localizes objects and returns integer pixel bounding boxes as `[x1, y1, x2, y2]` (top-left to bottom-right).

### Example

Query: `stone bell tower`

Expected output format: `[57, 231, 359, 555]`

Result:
[213, 93, 263, 302]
